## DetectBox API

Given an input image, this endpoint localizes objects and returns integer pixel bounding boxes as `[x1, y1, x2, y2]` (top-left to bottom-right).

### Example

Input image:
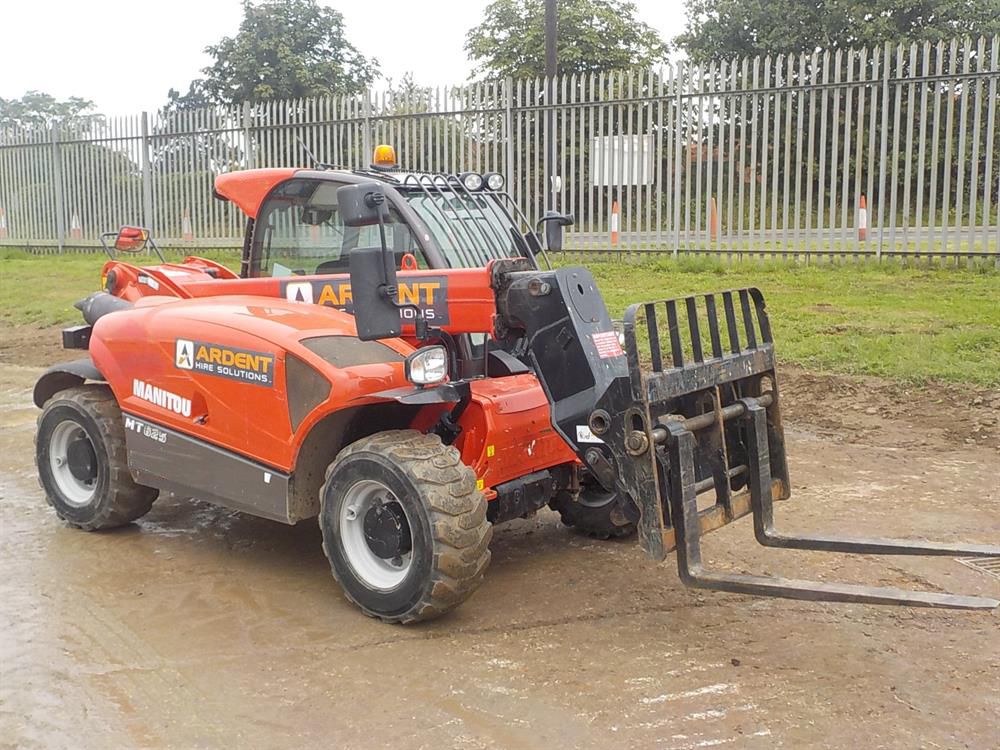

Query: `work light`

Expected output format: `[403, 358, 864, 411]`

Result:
[460, 172, 484, 191]
[405, 346, 448, 386]
[484, 172, 505, 191]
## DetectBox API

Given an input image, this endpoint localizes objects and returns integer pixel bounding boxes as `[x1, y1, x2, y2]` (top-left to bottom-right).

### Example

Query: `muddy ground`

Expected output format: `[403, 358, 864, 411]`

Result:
[1, 347, 998, 750]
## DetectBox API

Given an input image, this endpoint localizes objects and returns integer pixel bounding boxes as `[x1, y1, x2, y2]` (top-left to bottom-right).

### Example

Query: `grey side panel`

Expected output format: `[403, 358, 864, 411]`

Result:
[122, 413, 293, 524]
[285, 354, 331, 431]
[33, 358, 106, 408]
[300, 335, 404, 366]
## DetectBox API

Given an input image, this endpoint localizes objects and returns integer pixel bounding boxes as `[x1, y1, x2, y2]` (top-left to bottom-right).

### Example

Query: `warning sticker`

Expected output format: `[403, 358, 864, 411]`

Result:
[591, 330, 624, 359]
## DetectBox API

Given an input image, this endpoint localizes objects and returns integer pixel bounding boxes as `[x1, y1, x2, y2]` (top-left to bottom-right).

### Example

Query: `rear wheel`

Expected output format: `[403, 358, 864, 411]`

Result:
[550, 479, 636, 540]
[35, 385, 158, 530]
[319, 430, 491, 624]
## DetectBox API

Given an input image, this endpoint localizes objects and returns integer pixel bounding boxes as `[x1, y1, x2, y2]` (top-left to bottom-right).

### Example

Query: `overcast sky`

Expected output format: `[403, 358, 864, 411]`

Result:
[0, 0, 687, 116]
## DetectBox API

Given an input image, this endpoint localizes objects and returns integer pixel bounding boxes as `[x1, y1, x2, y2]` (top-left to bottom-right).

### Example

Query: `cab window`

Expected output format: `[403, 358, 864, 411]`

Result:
[250, 178, 428, 277]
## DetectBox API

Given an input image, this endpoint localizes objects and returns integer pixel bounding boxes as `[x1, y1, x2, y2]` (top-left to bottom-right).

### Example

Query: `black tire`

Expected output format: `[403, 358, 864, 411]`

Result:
[35, 384, 158, 531]
[550, 481, 637, 540]
[319, 430, 492, 624]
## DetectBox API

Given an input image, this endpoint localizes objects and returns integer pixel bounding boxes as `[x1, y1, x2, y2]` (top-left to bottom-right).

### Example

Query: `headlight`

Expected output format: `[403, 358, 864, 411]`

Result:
[484, 172, 505, 191]
[460, 172, 484, 191]
[405, 345, 448, 385]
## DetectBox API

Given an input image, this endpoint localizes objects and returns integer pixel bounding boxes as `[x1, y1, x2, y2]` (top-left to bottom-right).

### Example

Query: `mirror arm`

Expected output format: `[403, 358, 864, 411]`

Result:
[147, 237, 166, 264]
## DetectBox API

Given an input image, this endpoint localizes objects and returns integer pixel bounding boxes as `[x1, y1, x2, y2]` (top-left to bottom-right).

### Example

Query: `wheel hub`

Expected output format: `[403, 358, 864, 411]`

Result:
[363, 500, 412, 560]
[66, 436, 97, 483]
[339, 480, 414, 590]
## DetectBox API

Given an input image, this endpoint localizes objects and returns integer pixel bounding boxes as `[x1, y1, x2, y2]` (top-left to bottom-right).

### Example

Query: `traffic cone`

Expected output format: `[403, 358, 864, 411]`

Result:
[182, 208, 194, 241]
[710, 196, 719, 241]
[0, 207, 7, 240]
[310, 223, 320, 243]
[858, 194, 868, 241]
[70, 210, 82, 240]
[610, 200, 620, 246]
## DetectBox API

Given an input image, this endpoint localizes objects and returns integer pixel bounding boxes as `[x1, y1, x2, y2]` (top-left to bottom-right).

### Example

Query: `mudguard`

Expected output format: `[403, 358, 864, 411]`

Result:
[33, 358, 106, 408]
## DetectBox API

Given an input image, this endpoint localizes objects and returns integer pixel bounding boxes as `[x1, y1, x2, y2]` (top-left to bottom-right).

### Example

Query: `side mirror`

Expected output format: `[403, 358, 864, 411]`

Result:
[337, 182, 389, 227]
[350, 246, 402, 341]
[339, 182, 414, 341]
[114, 226, 149, 253]
[538, 211, 575, 252]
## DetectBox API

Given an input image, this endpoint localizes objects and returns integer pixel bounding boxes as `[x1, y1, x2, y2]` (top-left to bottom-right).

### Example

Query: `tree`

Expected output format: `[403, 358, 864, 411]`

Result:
[465, 0, 668, 79]
[196, 0, 378, 104]
[676, 0, 1000, 63]
[0, 91, 103, 133]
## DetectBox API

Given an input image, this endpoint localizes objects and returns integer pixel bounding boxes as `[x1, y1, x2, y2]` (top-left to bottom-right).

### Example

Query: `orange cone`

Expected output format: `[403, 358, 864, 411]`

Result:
[858, 194, 868, 241]
[182, 208, 193, 241]
[0, 207, 7, 240]
[610, 200, 620, 246]
[70, 210, 82, 240]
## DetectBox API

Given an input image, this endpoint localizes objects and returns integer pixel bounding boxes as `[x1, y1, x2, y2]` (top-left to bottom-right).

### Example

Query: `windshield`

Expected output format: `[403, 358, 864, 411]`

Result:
[400, 187, 525, 268]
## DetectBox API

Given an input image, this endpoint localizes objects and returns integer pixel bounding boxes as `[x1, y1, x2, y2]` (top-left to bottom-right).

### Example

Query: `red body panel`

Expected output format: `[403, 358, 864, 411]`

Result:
[214, 168, 298, 219]
[90, 260, 577, 491]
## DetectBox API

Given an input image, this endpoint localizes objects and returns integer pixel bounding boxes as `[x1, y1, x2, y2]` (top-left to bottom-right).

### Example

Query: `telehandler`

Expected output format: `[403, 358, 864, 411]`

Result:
[33, 146, 999, 622]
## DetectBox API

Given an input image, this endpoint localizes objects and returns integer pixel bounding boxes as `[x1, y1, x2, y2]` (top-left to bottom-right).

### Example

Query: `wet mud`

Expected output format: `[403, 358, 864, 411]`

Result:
[1, 362, 997, 749]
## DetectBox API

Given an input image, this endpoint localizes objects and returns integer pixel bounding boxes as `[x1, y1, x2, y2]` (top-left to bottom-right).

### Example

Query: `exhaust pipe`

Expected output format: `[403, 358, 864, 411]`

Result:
[74, 292, 132, 326]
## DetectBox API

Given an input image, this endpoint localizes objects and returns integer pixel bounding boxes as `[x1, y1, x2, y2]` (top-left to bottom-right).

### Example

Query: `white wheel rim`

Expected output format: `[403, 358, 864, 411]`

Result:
[339, 479, 413, 591]
[49, 420, 97, 507]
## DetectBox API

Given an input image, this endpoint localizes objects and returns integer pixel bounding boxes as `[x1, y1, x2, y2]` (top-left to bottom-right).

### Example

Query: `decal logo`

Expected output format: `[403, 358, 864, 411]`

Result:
[124, 415, 167, 444]
[175, 339, 274, 386]
[132, 379, 191, 417]
[576, 425, 604, 444]
[285, 281, 314, 304]
[175, 339, 195, 369]
[280, 277, 450, 324]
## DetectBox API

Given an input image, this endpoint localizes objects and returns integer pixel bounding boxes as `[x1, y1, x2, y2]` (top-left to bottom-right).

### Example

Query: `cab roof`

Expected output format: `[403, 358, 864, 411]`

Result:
[213, 166, 450, 220]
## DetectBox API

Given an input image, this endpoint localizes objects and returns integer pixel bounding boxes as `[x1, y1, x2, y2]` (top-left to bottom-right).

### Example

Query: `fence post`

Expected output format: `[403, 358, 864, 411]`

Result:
[242, 101, 255, 169]
[503, 76, 514, 201]
[876, 43, 890, 262]
[49, 124, 66, 250]
[140, 112, 153, 234]
[672, 62, 683, 258]
[362, 91, 373, 166]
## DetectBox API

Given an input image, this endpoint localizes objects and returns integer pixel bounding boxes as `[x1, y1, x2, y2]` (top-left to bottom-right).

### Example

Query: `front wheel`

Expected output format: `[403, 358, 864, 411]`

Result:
[35, 385, 158, 530]
[319, 430, 492, 624]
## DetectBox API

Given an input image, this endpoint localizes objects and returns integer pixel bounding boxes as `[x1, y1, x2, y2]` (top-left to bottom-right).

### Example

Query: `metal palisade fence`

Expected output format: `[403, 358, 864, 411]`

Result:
[0, 35, 997, 261]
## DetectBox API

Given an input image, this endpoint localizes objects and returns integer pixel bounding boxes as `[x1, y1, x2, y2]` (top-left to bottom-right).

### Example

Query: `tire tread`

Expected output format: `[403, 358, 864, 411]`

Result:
[35, 385, 157, 531]
[320, 430, 491, 624]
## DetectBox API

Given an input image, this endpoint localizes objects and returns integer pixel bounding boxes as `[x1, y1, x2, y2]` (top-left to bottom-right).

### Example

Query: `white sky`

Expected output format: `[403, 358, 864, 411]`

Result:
[0, 0, 688, 116]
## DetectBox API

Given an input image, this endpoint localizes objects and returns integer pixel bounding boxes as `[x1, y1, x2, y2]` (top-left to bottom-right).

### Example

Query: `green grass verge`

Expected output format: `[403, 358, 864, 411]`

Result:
[1, 249, 997, 387]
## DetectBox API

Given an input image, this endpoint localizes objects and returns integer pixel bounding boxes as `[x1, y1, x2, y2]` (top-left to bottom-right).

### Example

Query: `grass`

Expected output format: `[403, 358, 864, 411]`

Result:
[2, 248, 998, 387]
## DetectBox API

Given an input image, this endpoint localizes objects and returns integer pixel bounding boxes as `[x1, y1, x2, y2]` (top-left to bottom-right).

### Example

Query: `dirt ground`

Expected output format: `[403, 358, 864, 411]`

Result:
[1, 345, 998, 749]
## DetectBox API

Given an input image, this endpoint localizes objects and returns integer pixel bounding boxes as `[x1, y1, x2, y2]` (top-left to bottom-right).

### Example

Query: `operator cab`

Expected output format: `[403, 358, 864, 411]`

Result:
[239, 145, 550, 280]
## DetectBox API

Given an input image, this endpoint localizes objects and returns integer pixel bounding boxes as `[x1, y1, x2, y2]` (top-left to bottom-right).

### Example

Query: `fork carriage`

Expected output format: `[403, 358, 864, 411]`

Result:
[619, 288, 998, 609]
